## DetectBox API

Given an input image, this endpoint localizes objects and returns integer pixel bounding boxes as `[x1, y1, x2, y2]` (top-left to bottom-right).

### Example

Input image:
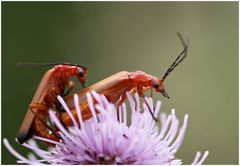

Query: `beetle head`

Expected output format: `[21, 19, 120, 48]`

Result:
[76, 66, 88, 87]
[152, 78, 170, 99]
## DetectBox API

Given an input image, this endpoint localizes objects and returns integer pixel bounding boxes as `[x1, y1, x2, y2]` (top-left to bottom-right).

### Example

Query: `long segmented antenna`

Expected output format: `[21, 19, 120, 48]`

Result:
[17, 62, 85, 68]
[162, 32, 189, 81]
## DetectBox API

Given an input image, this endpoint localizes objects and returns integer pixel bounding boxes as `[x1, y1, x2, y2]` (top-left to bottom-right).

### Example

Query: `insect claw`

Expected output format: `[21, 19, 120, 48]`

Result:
[143, 97, 159, 122]
[153, 116, 158, 122]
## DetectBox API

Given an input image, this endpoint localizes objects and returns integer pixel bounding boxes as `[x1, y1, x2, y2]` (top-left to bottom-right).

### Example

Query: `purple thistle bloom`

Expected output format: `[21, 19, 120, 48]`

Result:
[4, 91, 209, 164]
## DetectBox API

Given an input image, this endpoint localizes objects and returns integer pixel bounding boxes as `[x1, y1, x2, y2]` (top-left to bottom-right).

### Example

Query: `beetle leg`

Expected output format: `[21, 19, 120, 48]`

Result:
[29, 103, 48, 113]
[116, 88, 136, 121]
[142, 86, 152, 97]
[45, 92, 68, 130]
[137, 86, 158, 122]
[29, 103, 57, 131]
[56, 81, 75, 128]
[151, 87, 153, 97]
[32, 116, 61, 146]
[143, 97, 158, 122]
[44, 93, 66, 127]
[129, 88, 136, 95]
[55, 101, 68, 130]
[117, 88, 135, 108]
[29, 103, 61, 144]
[62, 81, 75, 97]
[137, 85, 144, 97]
[117, 94, 126, 109]
[45, 92, 68, 129]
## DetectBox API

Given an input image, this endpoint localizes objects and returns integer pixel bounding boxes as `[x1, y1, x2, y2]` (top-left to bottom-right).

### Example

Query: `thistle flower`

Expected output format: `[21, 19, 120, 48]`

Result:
[4, 91, 209, 164]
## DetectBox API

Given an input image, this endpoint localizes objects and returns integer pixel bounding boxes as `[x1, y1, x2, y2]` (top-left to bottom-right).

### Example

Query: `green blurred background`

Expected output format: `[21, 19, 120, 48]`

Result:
[2, 2, 238, 164]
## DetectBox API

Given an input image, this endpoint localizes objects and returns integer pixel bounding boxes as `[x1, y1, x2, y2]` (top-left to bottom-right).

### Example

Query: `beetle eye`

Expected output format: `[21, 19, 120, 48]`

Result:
[78, 69, 84, 77]
[153, 83, 159, 89]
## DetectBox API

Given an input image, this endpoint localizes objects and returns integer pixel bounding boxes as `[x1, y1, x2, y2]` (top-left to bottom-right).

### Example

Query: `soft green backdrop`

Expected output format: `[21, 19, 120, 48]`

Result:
[2, 2, 238, 164]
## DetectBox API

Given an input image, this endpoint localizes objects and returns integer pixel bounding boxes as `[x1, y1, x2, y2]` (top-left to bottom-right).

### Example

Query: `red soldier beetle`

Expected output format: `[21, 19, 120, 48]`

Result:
[62, 32, 189, 125]
[16, 63, 88, 144]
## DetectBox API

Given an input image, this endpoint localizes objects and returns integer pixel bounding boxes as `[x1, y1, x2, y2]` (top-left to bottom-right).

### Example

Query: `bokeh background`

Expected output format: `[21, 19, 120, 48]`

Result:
[2, 2, 238, 164]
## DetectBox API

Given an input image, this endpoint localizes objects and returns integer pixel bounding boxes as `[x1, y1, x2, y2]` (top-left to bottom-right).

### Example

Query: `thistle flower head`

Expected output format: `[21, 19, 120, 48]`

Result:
[4, 91, 209, 164]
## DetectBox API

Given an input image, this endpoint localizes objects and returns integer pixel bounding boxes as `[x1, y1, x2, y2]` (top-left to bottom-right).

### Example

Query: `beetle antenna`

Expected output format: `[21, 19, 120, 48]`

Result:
[162, 32, 189, 81]
[17, 62, 85, 68]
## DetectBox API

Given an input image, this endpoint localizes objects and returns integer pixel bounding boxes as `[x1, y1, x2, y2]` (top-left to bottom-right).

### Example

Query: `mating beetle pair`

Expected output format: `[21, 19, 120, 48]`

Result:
[17, 32, 189, 145]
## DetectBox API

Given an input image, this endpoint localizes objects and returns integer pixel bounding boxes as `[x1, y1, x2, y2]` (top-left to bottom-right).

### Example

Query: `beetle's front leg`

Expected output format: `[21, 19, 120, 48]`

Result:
[137, 85, 158, 122]
[62, 81, 75, 97]
[136, 85, 142, 97]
